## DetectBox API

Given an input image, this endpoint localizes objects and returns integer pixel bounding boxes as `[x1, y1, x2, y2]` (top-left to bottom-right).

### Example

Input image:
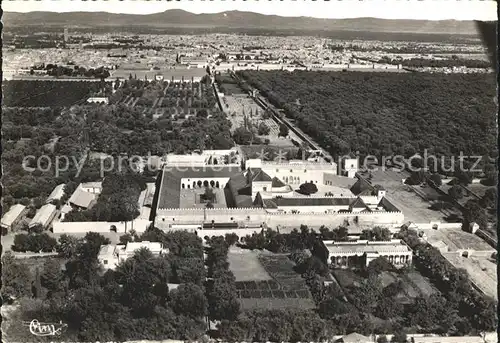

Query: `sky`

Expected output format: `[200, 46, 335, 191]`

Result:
[3, 0, 498, 21]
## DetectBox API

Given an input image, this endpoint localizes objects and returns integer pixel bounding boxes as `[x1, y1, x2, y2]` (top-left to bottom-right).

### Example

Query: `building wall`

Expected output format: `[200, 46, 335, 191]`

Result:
[276, 204, 350, 213]
[53, 219, 151, 234]
[155, 207, 404, 230]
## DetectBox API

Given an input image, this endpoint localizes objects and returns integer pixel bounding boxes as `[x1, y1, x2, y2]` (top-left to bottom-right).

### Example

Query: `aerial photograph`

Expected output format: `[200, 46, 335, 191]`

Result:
[0, 0, 497, 342]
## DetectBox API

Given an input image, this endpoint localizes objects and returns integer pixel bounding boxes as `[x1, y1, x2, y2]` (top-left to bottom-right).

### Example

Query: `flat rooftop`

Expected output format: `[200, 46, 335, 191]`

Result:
[324, 239, 412, 255]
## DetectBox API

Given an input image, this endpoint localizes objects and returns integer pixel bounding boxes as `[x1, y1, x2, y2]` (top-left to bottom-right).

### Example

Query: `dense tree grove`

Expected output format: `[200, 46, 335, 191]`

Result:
[238, 70, 497, 174]
[3, 80, 109, 107]
[5, 230, 208, 341]
[12, 233, 58, 252]
[2, 252, 33, 302]
[219, 309, 331, 342]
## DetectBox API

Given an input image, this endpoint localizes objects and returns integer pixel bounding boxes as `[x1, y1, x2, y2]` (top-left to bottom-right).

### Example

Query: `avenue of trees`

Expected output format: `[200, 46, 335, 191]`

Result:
[238, 70, 497, 175]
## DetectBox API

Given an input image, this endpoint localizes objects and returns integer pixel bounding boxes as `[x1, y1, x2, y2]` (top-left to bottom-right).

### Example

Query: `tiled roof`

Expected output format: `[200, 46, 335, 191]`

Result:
[157, 170, 182, 209]
[350, 178, 374, 196]
[263, 199, 278, 209]
[1, 204, 26, 227]
[69, 188, 97, 208]
[271, 177, 286, 188]
[253, 192, 264, 206]
[30, 204, 57, 227]
[378, 197, 400, 212]
[46, 184, 65, 202]
[350, 197, 368, 209]
[249, 168, 273, 182]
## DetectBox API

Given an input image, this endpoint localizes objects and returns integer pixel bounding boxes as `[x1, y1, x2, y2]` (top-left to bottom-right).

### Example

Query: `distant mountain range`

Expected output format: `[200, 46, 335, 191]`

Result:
[3, 10, 479, 34]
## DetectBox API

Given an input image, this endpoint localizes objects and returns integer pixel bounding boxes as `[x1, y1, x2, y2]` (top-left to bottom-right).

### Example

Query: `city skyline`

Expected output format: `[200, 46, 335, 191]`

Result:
[4, 0, 498, 21]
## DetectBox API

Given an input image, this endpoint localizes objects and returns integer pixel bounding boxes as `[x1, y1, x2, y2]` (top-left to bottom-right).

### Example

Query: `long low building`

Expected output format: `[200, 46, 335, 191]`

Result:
[322, 239, 413, 268]
[29, 204, 57, 229]
[1, 204, 26, 232]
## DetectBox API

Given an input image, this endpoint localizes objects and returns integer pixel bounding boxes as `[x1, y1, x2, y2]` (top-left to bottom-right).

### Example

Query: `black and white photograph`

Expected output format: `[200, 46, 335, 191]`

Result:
[1, 0, 498, 342]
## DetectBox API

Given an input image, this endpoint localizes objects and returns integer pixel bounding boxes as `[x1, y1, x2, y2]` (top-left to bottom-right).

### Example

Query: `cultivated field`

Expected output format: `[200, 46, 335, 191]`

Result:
[228, 248, 315, 310]
[228, 247, 273, 282]
[110, 80, 217, 118]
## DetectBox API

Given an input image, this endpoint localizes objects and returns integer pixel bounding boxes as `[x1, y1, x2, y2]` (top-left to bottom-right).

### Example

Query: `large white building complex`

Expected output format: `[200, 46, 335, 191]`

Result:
[154, 150, 404, 236]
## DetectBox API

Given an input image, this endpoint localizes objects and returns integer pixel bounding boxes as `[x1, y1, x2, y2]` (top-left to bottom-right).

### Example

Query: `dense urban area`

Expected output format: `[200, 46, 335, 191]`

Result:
[1, 18, 497, 343]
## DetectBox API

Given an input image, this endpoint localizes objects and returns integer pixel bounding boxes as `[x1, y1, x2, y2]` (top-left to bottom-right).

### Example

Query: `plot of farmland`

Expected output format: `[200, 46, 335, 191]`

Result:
[111, 80, 217, 117]
[228, 247, 273, 282]
[229, 248, 314, 310]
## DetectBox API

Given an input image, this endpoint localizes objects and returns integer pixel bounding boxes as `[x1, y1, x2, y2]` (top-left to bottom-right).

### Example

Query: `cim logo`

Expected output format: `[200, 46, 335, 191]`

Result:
[28, 319, 67, 337]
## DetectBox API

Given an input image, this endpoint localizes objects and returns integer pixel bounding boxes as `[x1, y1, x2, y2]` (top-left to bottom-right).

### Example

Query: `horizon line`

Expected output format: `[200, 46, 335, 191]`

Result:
[3, 4, 497, 22]
[3, 9, 487, 22]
